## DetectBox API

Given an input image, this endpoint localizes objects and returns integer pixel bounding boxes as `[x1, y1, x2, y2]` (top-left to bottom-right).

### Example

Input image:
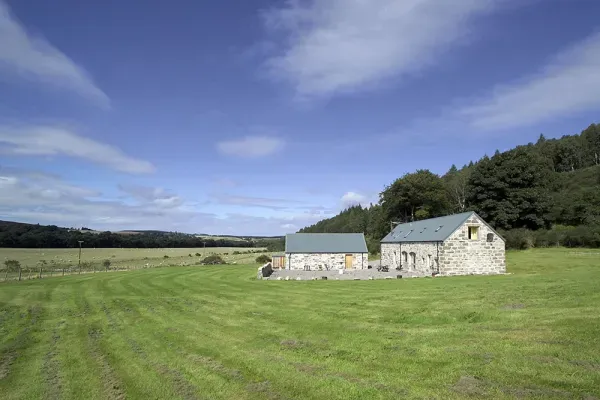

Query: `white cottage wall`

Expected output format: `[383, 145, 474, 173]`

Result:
[285, 253, 367, 270]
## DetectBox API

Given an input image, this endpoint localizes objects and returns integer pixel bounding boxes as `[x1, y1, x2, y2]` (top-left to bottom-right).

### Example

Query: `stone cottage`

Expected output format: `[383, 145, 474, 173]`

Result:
[283, 233, 368, 270]
[380, 211, 505, 276]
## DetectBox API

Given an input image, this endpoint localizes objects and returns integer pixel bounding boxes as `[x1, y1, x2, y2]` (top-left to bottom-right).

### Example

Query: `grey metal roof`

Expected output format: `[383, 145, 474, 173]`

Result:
[381, 212, 474, 243]
[285, 233, 368, 253]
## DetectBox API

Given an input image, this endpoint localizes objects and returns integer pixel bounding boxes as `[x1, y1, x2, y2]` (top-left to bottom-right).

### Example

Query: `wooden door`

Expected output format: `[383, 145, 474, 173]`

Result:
[345, 254, 353, 269]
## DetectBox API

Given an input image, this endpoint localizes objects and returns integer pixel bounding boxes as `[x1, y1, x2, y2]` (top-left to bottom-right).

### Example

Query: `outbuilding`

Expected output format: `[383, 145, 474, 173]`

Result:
[380, 211, 505, 276]
[283, 233, 368, 270]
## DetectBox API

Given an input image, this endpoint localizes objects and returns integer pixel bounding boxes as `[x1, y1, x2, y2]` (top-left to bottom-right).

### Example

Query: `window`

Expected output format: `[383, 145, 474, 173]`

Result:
[420, 227, 427, 233]
[435, 225, 443, 232]
[392, 231, 402, 239]
[486, 233, 494, 242]
[427, 255, 432, 269]
[468, 226, 479, 240]
[402, 251, 408, 263]
[404, 230, 413, 238]
[409, 252, 416, 265]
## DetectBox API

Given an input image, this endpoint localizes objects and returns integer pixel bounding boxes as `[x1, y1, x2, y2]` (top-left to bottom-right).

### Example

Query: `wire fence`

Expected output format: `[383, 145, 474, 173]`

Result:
[0, 264, 155, 283]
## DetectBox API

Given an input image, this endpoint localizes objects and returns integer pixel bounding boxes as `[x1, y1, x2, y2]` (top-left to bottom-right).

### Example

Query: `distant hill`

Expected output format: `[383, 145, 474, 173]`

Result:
[0, 220, 284, 251]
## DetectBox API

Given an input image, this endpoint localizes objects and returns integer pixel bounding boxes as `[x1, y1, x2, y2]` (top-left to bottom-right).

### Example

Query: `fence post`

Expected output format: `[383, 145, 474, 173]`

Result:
[28, 269, 31, 280]
[18, 267, 22, 281]
[94, 265, 96, 273]
[62, 268, 65, 276]
[50, 269, 53, 277]
[39, 268, 42, 279]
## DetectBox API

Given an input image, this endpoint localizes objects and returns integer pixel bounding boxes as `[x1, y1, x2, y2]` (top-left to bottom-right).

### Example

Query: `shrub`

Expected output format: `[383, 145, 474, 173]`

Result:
[102, 259, 111, 270]
[188, 254, 192, 257]
[3, 259, 20, 272]
[163, 255, 169, 259]
[195, 253, 201, 257]
[500, 228, 535, 250]
[255, 255, 272, 264]
[233, 251, 241, 255]
[201, 255, 226, 265]
[80, 261, 93, 270]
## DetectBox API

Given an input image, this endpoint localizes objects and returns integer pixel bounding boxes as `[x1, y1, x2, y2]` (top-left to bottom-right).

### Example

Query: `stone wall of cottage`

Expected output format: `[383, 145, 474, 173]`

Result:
[439, 214, 506, 276]
[285, 253, 368, 270]
[380, 242, 440, 274]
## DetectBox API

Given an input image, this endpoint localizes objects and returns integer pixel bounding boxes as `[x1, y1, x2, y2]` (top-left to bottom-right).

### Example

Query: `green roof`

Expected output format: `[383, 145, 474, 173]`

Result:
[381, 212, 475, 243]
[285, 233, 368, 253]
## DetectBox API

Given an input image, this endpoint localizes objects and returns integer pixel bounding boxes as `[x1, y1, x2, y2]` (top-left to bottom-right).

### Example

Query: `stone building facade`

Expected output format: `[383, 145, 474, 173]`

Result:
[286, 252, 368, 270]
[283, 233, 369, 271]
[380, 212, 505, 276]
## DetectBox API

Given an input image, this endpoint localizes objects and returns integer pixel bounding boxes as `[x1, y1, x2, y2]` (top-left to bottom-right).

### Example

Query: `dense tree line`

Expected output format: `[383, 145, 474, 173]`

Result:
[301, 123, 600, 251]
[0, 220, 285, 250]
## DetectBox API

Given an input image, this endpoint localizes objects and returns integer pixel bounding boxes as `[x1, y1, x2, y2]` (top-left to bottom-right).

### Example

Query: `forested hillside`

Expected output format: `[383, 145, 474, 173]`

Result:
[301, 123, 600, 251]
[0, 220, 285, 250]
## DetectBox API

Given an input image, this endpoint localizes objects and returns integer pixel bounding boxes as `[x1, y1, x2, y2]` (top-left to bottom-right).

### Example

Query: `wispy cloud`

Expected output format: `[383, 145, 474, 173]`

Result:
[0, 126, 155, 174]
[460, 31, 600, 129]
[217, 136, 284, 158]
[211, 193, 305, 210]
[261, 0, 499, 99]
[0, 1, 109, 106]
[0, 168, 328, 235]
[118, 184, 183, 209]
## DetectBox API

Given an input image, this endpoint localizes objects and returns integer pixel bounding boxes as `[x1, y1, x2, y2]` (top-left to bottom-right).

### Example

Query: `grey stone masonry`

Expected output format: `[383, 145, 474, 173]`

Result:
[285, 253, 368, 270]
[380, 242, 440, 274]
[380, 213, 506, 277]
[439, 214, 505, 276]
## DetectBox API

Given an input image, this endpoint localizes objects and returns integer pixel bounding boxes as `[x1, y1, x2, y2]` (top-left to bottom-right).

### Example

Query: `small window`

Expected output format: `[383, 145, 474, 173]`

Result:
[435, 225, 443, 232]
[468, 226, 479, 240]
[420, 227, 427, 233]
[486, 233, 494, 242]
[409, 252, 416, 264]
[404, 230, 413, 238]
[393, 231, 402, 238]
[402, 251, 408, 263]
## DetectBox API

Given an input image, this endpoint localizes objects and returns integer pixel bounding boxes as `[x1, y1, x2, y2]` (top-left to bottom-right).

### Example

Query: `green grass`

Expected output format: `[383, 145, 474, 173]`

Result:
[0, 247, 266, 271]
[1, 248, 599, 399]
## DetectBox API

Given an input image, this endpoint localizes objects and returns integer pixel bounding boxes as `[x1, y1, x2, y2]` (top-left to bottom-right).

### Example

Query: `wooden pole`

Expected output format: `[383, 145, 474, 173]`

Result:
[28, 269, 31, 280]
[4, 269, 8, 282]
[50, 269, 53, 277]
[62, 268, 65, 276]
[39, 268, 42, 279]
[18, 267, 22, 281]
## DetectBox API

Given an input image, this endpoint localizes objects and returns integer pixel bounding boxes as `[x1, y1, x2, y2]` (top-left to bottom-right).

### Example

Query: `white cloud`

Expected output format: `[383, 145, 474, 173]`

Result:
[0, 1, 109, 106]
[460, 31, 600, 129]
[0, 126, 155, 174]
[0, 172, 329, 235]
[341, 191, 366, 207]
[261, 0, 499, 98]
[217, 136, 284, 158]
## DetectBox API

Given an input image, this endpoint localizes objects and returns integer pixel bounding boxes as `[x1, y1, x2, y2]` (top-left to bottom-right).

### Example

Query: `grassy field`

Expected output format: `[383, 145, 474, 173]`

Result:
[0, 247, 267, 272]
[1, 248, 599, 399]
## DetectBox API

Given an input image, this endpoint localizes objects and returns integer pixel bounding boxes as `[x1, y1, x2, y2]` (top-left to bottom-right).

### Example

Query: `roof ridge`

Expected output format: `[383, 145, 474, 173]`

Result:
[392, 211, 473, 226]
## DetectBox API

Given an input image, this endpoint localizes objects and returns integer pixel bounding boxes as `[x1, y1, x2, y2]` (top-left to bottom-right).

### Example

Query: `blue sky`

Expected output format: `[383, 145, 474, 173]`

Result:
[1, 0, 599, 235]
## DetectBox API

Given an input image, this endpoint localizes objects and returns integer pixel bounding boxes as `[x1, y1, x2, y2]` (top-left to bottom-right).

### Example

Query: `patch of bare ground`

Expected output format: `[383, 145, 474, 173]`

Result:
[502, 303, 526, 310]
[568, 360, 600, 371]
[279, 339, 311, 350]
[156, 364, 202, 400]
[245, 380, 289, 400]
[188, 354, 244, 381]
[452, 375, 585, 399]
[452, 376, 489, 396]
[87, 326, 126, 400]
